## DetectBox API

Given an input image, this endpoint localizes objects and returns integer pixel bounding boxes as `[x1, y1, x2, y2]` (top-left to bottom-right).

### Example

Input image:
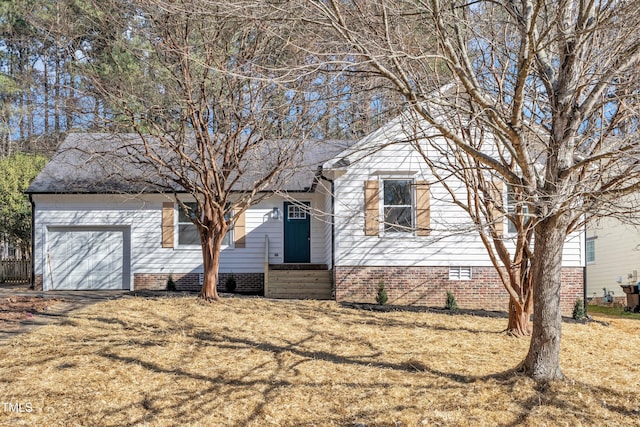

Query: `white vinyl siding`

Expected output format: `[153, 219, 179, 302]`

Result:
[32, 193, 332, 289]
[330, 120, 585, 269]
[318, 181, 334, 267]
[586, 215, 640, 298]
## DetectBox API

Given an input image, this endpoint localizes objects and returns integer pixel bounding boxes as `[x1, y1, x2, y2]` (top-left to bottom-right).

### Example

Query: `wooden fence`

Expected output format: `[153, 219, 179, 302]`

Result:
[0, 259, 31, 284]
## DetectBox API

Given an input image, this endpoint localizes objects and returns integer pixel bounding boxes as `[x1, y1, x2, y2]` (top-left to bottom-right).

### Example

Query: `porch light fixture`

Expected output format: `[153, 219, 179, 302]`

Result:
[271, 207, 281, 220]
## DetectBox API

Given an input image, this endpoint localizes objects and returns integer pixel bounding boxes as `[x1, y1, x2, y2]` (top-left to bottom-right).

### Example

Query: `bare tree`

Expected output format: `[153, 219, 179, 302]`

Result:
[402, 107, 537, 337]
[298, 0, 640, 380]
[81, 0, 322, 301]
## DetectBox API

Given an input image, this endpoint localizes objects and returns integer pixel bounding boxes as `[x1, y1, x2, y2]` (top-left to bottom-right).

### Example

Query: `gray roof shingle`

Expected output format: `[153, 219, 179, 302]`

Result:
[27, 133, 352, 194]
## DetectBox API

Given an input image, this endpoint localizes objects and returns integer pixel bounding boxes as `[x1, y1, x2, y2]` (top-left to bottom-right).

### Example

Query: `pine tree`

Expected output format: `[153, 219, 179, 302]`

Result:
[376, 282, 388, 305]
[445, 291, 458, 312]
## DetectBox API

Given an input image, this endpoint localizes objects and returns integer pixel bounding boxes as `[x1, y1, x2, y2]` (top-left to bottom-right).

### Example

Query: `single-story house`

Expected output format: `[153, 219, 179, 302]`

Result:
[28, 122, 585, 315]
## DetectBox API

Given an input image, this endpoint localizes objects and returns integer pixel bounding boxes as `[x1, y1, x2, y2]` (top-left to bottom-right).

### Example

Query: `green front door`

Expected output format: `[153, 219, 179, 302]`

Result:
[284, 202, 311, 263]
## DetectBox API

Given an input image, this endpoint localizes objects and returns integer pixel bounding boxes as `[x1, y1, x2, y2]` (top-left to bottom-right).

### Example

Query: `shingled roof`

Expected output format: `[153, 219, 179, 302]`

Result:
[27, 133, 352, 194]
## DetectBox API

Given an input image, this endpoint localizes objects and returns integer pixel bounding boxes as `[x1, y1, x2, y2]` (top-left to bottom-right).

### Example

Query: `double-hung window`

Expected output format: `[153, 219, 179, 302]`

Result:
[507, 186, 531, 234]
[586, 238, 595, 264]
[178, 203, 200, 246]
[178, 202, 232, 247]
[365, 178, 428, 237]
[382, 179, 414, 233]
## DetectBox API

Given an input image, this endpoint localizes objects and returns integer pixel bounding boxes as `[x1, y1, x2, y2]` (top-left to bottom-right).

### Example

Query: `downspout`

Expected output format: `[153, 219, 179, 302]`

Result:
[29, 193, 35, 290]
[583, 221, 588, 316]
[319, 170, 335, 297]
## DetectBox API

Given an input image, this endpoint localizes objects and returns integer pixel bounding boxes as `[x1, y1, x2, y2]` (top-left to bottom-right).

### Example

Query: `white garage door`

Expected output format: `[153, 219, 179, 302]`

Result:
[48, 228, 126, 290]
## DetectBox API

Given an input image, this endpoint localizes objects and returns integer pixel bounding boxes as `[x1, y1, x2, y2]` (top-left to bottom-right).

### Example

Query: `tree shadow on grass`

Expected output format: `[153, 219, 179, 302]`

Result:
[94, 330, 490, 426]
[24, 297, 629, 426]
[286, 300, 507, 335]
[503, 379, 640, 427]
[192, 330, 508, 383]
[94, 327, 622, 427]
[95, 347, 292, 426]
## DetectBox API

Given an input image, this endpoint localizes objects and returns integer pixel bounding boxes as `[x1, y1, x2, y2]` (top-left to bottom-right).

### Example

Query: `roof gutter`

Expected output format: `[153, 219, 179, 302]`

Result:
[583, 221, 588, 317]
[25, 188, 316, 196]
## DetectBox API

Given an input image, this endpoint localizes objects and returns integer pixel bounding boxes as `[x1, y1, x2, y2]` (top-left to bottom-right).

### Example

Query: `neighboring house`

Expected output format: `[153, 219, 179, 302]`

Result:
[586, 216, 640, 304]
[28, 125, 585, 315]
[0, 237, 19, 260]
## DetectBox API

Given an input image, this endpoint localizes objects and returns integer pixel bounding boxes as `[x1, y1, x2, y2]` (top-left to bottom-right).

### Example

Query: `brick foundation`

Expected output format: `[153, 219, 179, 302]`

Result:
[134, 272, 263, 294]
[134, 273, 201, 292]
[335, 266, 584, 317]
[218, 273, 263, 294]
[33, 274, 43, 291]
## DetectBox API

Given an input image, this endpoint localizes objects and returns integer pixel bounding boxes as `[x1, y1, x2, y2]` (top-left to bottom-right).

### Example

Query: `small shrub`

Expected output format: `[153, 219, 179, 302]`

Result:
[445, 291, 458, 312]
[166, 275, 177, 292]
[225, 275, 237, 293]
[376, 282, 388, 305]
[573, 298, 585, 320]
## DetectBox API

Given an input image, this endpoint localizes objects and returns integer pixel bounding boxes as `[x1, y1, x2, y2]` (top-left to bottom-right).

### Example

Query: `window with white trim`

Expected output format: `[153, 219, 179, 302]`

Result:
[449, 266, 472, 280]
[382, 179, 414, 233]
[287, 204, 308, 220]
[178, 203, 232, 246]
[507, 185, 532, 234]
[586, 238, 595, 264]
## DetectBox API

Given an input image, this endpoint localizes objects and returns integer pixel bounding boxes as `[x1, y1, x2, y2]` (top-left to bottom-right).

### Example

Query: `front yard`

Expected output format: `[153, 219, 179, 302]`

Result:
[0, 296, 638, 426]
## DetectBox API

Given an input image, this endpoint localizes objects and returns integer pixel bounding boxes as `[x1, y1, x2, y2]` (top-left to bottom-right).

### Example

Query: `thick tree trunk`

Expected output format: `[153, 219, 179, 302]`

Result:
[54, 47, 61, 134]
[199, 229, 224, 301]
[505, 265, 533, 336]
[507, 297, 532, 337]
[521, 216, 569, 381]
[44, 59, 49, 135]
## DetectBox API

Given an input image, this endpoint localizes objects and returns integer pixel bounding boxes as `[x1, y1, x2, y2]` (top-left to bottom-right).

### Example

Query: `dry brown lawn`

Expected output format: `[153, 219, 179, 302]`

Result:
[0, 295, 639, 426]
